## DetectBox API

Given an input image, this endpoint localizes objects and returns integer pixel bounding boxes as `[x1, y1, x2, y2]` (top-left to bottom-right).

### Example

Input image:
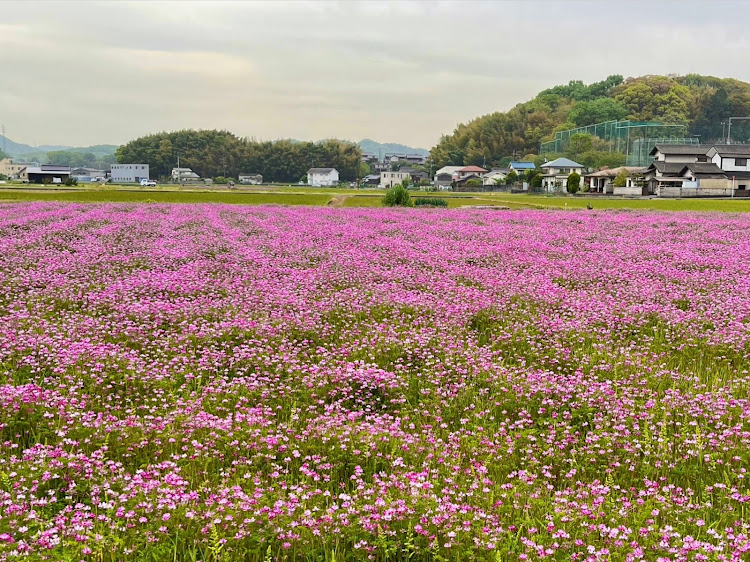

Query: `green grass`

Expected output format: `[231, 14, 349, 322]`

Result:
[4, 186, 750, 212]
[0, 189, 332, 206]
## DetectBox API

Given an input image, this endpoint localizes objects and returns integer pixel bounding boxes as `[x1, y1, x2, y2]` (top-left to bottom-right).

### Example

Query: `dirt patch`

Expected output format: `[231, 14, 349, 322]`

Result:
[328, 195, 349, 207]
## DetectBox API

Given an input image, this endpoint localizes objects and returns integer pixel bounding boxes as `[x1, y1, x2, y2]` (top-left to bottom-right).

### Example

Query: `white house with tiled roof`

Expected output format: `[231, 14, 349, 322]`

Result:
[540, 158, 585, 192]
[307, 168, 339, 187]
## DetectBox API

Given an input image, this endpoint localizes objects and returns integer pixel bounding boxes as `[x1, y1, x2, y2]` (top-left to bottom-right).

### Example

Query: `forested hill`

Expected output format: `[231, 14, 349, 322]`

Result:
[116, 130, 362, 182]
[430, 74, 750, 168]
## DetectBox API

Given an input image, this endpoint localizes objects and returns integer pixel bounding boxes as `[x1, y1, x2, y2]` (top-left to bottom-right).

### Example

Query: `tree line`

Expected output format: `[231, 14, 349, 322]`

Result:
[115, 130, 362, 182]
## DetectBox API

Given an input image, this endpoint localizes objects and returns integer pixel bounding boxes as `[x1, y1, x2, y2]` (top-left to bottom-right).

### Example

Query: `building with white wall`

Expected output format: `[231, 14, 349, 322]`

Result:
[540, 158, 585, 192]
[111, 164, 150, 183]
[380, 170, 410, 188]
[307, 168, 339, 187]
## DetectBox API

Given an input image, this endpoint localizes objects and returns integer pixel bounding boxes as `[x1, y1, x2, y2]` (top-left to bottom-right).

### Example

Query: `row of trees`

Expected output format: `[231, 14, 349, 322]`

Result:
[115, 130, 362, 182]
[46, 151, 117, 169]
[430, 74, 750, 169]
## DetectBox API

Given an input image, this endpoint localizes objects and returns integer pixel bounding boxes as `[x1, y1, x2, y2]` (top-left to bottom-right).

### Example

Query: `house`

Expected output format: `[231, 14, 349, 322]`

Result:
[650, 144, 710, 164]
[482, 169, 508, 186]
[385, 153, 427, 166]
[307, 168, 339, 187]
[363, 174, 381, 186]
[508, 161, 536, 176]
[171, 167, 200, 181]
[238, 173, 263, 185]
[586, 166, 647, 195]
[706, 145, 750, 191]
[456, 165, 488, 179]
[111, 164, 150, 183]
[380, 170, 410, 188]
[397, 166, 429, 184]
[0, 157, 33, 179]
[454, 174, 484, 189]
[24, 165, 71, 184]
[432, 166, 463, 189]
[540, 158, 586, 192]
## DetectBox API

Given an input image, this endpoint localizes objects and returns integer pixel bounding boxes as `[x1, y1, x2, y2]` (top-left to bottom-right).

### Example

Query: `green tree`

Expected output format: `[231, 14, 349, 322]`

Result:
[567, 172, 581, 193]
[382, 184, 412, 207]
[566, 134, 594, 162]
[359, 161, 371, 178]
[613, 171, 628, 187]
[531, 174, 543, 191]
[569, 98, 628, 126]
[505, 171, 518, 185]
[401, 176, 412, 189]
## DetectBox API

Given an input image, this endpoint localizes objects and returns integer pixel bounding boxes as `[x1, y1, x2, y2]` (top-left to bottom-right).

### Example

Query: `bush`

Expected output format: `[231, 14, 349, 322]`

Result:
[505, 171, 518, 185]
[401, 176, 412, 189]
[414, 197, 448, 208]
[567, 172, 581, 194]
[382, 184, 412, 207]
[531, 174, 543, 190]
[64, 178, 78, 186]
[214, 176, 227, 184]
[613, 171, 628, 187]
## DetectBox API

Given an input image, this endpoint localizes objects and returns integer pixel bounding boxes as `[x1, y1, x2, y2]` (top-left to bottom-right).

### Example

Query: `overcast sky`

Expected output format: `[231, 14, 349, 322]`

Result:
[2, 0, 749, 149]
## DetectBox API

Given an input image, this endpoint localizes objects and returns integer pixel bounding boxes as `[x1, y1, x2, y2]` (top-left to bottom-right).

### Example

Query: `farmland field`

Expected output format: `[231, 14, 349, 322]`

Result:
[1, 202, 749, 561]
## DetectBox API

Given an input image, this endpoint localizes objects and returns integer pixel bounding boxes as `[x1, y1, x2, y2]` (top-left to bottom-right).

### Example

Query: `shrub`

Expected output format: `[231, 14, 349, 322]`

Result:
[505, 171, 518, 185]
[567, 172, 581, 193]
[382, 184, 412, 207]
[414, 197, 448, 208]
[64, 178, 78, 186]
[214, 176, 227, 184]
[614, 171, 628, 187]
[465, 178, 482, 187]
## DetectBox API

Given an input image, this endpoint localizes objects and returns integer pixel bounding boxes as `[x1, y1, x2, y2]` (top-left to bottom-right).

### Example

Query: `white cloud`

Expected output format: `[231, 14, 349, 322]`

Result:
[1, 0, 749, 149]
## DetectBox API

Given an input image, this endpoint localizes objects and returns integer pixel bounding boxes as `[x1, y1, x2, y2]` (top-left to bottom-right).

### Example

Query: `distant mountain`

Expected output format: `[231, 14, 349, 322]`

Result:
[359, 139, 429, 157]
[0, 136, 67, 155]
[0, 135, 118, 157]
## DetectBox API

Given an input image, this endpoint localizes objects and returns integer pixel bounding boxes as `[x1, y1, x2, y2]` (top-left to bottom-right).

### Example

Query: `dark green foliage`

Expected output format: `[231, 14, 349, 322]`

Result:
[214, 176, 227, 184]
[116, 130, 362, 182]
[64, 178, 78, 187]
[382, 184, 412, 207]
[505, 171, 518, 185]
[567, 172, 581, 193]
[465, 178, 482, 187]
[531, 174, 543, 190]
[414, 197, 448, 208]
[613, 172, 628, 187]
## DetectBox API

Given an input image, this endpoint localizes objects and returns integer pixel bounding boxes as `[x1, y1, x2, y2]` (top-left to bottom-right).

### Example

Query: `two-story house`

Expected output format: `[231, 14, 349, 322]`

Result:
[380, 170, 410, 188]
[307, 168, 339, 187]
[707, 145, 750, 191]
[540, 158, 585, 192]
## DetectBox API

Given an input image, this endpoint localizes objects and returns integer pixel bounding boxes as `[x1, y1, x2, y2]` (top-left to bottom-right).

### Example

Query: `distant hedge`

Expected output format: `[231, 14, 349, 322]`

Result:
[414, 197, 448, 208]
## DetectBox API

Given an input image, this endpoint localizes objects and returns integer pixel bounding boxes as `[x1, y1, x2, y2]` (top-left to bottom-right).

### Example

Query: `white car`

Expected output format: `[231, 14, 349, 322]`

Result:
[140, 179, 157, 187]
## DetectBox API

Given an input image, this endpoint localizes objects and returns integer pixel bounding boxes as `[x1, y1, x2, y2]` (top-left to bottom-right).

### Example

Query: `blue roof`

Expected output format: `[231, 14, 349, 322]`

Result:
[509, 161, 536, 169]
[541, 157, 584, 168]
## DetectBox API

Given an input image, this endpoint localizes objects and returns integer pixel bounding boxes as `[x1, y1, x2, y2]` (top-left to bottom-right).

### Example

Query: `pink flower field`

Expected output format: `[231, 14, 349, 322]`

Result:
[1, 202, 749, 561]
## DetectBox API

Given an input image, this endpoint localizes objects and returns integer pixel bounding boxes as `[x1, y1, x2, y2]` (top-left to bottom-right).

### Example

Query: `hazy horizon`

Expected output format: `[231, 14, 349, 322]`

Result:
[2, 0, 750, 149]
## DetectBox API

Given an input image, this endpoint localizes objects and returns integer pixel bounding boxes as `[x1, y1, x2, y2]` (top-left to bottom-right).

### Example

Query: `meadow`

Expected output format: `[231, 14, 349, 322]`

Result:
[0, 202, 749, 561]
[4, 186, 750, 212]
